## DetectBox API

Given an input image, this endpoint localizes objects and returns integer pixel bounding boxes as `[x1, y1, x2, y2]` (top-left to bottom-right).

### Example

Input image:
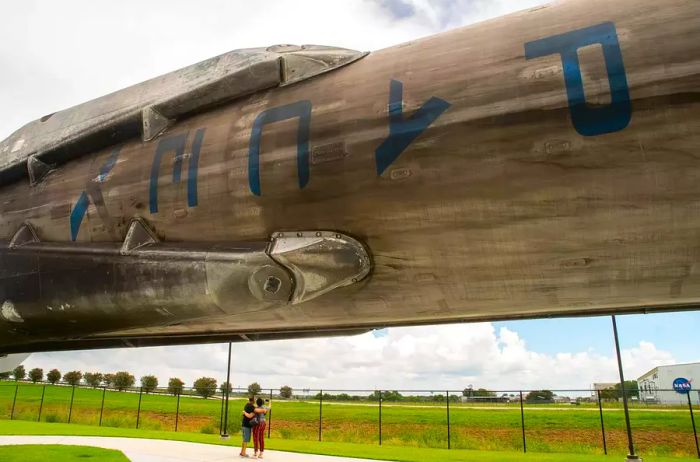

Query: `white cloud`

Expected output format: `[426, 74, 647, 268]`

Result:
[22, 324, 676, 393]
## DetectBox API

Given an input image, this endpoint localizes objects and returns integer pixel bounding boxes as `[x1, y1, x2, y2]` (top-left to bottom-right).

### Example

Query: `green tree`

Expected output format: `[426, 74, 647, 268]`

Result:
[63, 371, 82, 386]
[140, 375, 158, 393]
[12, 365, 25, 381]
[280, 385, 293, 399]
[0, 372, 10, 380]
[220, 381, 232, 394]
[103, 373, 115, 388]
[84, 372, 103, 388]
[28, 368, 43, 383]
[168, 378, 184, 396]
[525, 390, 554, 403]
[113, 371, 135, 391]
[247, 382, 262, 396]
[194, 377, 217, 399]
[46, 369, 61, 384]
[615, 380, 639, 399]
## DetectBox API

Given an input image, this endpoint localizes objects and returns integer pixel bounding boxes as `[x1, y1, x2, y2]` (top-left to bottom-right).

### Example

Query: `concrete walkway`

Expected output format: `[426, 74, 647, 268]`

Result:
[0, 435, 388, 462]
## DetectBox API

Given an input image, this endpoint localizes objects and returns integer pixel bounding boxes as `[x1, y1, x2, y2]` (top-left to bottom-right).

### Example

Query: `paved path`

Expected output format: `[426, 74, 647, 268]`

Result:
[0, 435, 387, 462]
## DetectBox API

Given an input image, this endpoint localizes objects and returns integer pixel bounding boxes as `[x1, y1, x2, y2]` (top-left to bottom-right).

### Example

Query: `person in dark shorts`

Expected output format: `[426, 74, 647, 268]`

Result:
[240, 397, 256, 458]
[252, 398, 269, 459]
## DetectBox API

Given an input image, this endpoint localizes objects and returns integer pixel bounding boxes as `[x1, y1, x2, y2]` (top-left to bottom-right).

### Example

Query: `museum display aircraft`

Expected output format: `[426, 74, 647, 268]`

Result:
[1, 0, 699, 355]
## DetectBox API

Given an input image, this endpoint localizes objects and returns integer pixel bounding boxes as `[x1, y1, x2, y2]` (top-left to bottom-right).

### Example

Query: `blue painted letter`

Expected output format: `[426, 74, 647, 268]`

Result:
[149, 128, 206, 213]
[70, 148, 121, 241]
[248, 100, 312, 196]
[524, 22, 631, 136]
[375, 79, 451, 176]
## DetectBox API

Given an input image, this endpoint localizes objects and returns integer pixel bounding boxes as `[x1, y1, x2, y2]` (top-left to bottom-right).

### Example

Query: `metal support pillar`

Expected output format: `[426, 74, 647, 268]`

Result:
[99, 387, 106, 426]
[37, 385, 46, 422]
[136, 387, 143, 429]
[688, 392, 699, 459]
[175, 393, 181, 432]
[268, 388, 273, 439]
[319, 390, 323, 441]
[519, 390, 526, 453]
[68, 385, 76, 423]
[221, 342, 232, 438]
[379, 390, 383, 446]
[597, 390, 608, 455]
[446, 390, 451, 449]
[612, 315, 640, 461]
[10, 384, 18, 420]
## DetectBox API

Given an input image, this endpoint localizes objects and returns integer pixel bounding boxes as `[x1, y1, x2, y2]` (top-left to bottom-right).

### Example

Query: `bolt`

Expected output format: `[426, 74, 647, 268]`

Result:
[264, 276, 282, 294]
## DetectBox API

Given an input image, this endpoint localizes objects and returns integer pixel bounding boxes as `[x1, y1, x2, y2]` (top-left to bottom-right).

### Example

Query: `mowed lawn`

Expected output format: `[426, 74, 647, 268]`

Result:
[0, 382, 698, 457]
[0, 444, 130, 461]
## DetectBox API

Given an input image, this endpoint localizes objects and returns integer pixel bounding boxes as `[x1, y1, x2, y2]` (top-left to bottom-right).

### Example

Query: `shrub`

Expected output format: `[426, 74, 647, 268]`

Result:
[46, 369, 61, 384]
[168, 378, 184, 396]
[280, 385, 293, 399]
[220, 381, 232, 394]
[12, 365, 25, 381]
[84, 372, 103, 388]
[193, 377, 217, 399]
[113, 371, 135, 391]
[28, 368, 43, 383]
[63, 371, 83, 386]
[140, 375, 158, 393]
[200, 423, 217, 434]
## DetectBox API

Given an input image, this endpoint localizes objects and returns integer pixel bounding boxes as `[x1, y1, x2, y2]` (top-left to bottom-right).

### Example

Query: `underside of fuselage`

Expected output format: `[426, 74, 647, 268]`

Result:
[1, 0, 700, 353]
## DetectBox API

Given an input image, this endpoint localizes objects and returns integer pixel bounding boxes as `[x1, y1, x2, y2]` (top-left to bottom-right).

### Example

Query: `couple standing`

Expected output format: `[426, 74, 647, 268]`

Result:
[240, 396, 269, 458]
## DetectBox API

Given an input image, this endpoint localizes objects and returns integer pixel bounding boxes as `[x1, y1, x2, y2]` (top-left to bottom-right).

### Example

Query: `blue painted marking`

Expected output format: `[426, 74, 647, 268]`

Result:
[69, 148, 121, 241]
[524, 22, 631, 136]
[375, 79, 450, 176]
[248, 100, 312, 196]
[149, 133, 188, 213]
[187, 128, 206, 208]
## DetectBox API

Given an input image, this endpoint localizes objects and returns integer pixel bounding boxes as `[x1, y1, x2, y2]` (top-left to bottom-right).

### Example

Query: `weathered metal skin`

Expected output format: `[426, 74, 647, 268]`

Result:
[1, 0, 700, 353]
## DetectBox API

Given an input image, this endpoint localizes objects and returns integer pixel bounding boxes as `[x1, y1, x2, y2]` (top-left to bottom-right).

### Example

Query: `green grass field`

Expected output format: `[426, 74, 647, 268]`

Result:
[0, 444, 130, 461]
[0, 382, 698, 457]
[0, 420, 697, 462]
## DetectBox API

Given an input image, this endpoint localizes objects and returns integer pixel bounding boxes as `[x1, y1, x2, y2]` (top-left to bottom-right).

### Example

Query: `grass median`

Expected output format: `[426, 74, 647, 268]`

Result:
[0, 444, 129, 461]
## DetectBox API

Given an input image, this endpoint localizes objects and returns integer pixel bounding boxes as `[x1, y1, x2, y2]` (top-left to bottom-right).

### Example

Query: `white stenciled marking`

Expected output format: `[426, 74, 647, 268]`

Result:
[1, 301, 24, 323]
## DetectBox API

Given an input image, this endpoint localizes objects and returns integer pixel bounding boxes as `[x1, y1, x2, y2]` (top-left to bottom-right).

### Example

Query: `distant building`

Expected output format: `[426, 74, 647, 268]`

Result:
[637, 362, 700, 405]
[590, 382, 618, 399]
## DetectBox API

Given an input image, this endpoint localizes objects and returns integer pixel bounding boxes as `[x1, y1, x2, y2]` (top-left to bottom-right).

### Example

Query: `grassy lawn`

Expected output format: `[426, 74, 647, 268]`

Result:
[0, 420, 697, 462]
[1, 383, 697, 457]
[0, 444, 130, 461]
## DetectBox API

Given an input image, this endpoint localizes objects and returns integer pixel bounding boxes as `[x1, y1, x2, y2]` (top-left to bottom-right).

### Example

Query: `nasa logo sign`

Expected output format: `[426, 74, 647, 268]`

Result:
[672, 378, 692, 394]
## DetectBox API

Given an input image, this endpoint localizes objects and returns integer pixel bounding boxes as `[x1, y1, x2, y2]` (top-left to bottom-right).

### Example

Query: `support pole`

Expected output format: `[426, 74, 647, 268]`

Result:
[222, 342, 232, 437]
[175, 393, 181, 432]
[37, 385, 46, 422]
[612, 315, 639, 461]
[520, 390, 526, 453]
[597, 390, 608, 455]
[136, 387, 143, 429]
[10, 384, 18, 420]
[688, 392, 699, 459]
[99, 387, 106, 426]
[68, 385, 76, 423]
[379, 390, 383, 446]
[319, 390, 323, 442]
[446, 390, 451, 450]
[268, 388, 273, 439]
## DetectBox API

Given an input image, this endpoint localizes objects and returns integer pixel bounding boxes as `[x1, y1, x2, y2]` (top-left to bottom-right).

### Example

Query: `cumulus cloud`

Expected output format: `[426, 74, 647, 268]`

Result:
[23, 324, 676, 392]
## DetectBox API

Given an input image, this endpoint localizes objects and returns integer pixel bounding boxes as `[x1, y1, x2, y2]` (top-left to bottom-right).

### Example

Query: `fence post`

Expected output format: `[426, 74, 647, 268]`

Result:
[597, 390, 608, 455]
[136, 387, 143, 429]
[519, 391, 526, 453]
[318, 389, 323, 442]
[37, 385, 46, 422]
[446, 390, 451, 450]
[10, 384, 18, 420]
[99, 387, 106, 426]
[175, 393, 181, 432]
[379, 390, 382, 446]
[268, 388, 273, 439]
[688, 392, 699, 459]
[68, 385, 76, 423]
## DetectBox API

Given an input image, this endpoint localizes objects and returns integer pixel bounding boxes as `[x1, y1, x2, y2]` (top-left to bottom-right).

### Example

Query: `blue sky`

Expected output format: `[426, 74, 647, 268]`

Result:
[494, 311, 700, 364]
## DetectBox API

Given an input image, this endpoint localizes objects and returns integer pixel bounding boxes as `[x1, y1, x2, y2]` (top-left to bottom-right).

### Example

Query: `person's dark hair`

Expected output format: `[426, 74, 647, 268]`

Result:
[256, 398, 264, 406]
[248, 396, 255, 402]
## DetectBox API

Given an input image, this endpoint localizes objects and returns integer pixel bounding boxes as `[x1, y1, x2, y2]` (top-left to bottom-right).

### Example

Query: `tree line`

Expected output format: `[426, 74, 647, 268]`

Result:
[0, 366, 294, 400]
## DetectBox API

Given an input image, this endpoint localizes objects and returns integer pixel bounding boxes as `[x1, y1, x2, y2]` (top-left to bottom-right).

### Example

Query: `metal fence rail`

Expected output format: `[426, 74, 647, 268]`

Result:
[0, 380, 698, 458]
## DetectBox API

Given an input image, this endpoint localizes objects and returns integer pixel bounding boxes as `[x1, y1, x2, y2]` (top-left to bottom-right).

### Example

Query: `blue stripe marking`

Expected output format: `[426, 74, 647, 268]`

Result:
[187, 128, 206, 208]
